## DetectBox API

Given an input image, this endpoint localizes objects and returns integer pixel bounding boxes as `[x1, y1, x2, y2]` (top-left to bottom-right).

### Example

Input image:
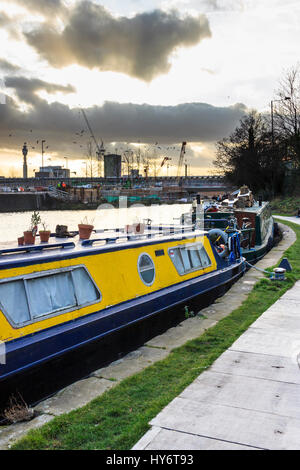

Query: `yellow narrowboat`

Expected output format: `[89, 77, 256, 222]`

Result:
[0, 226, 244, 399]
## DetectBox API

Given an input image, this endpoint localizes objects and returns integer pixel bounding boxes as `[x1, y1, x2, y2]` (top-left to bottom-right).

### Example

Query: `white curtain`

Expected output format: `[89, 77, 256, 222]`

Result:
[0, 280, 30, 324]
[27, 272, 76, 318]
[181, 248, 191, 271]
[188, 247, 201, 268]
[198, 247, 211, 267]
[72, 268, 100, 305]
[171, 249, 184, 275]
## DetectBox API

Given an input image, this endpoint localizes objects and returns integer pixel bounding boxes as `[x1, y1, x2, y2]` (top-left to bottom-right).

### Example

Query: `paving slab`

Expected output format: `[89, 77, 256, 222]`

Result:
[209, 350, 300, 384]
[251, 313, 300, 332]
[132, 427, 255, 450]
[181, 370, 300, 419]
[230, 326, 300, 359]
[148, 397, 300, 450]
[93, 346, 169, 380]
[34, 377, 114, 416]
[267, 298, 300, 312]
[279, 290, 300, 302]
[0, 414, 53, 450]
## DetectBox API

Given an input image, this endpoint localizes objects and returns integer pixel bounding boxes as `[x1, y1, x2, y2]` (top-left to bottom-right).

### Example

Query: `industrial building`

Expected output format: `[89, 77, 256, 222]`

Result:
[104, 154, 122, 178]
[35, 166, 70, 179]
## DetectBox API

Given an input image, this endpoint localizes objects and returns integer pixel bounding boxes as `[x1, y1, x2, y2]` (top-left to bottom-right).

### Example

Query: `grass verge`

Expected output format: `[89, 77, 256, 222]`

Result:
[11, 219, 300, 450]
[271, 196, 300, 215]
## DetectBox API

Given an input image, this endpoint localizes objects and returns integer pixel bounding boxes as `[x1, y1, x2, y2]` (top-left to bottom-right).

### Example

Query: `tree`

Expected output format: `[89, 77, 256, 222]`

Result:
[85, 141, 98, 178]
[273, 66, 300, 166]
[213, 111, 285, 196]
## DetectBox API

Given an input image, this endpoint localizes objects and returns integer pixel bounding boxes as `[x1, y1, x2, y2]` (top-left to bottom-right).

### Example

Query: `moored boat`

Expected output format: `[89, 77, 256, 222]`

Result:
[181, 186, 275, 263]
[0, 225, 245, 395]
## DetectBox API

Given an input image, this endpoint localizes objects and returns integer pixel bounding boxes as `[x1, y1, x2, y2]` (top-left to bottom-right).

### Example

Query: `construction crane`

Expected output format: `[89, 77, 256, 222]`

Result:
[177, 141, 187, 181]
[160, 156, 171, 168]
[155, 156, 171, 177]
[81, 109, 105, 176]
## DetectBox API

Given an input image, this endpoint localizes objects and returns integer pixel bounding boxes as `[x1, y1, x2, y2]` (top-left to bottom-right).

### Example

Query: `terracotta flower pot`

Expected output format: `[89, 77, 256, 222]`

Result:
[39, 231, 51, 243]
[23, 231, 35, 245]
[134, 223, 145, 234]
[125, 224, 133, 233]
[18, 236, 24, 246]
[78, 224, 94, 240]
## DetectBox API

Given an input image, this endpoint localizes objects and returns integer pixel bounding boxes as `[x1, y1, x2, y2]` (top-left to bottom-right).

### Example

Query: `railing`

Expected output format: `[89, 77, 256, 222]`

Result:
[0, 242, 75, 256]
[48, 186, 74, 201]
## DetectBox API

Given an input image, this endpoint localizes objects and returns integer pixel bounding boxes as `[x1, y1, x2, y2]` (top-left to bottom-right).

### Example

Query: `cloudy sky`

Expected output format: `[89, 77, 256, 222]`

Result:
[0, 0, 299, 177]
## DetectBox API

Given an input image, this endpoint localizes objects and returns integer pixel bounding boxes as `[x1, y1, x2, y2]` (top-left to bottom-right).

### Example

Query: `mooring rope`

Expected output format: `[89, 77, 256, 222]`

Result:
[245, 260, 271, 275]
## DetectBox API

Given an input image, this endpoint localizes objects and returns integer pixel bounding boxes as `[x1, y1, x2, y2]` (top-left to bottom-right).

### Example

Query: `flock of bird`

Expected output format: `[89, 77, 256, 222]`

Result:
[7, 127, 181, 164]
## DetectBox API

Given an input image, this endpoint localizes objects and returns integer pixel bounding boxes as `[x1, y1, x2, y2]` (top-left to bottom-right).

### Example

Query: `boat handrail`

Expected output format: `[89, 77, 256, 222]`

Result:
[81, 226, 199, 247]
[81, 237, 127, 246]
[0, 242, 75, 256]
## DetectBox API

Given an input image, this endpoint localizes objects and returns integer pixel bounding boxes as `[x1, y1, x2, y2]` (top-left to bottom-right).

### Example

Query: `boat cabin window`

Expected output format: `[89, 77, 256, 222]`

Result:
[0, 266, 101, 327]
[138, 253, 155, 286]
[169, 243, 211, 275]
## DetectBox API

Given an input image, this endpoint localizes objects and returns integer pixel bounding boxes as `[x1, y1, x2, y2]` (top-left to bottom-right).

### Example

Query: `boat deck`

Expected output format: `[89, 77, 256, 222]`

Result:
[0, 225, 203, 267]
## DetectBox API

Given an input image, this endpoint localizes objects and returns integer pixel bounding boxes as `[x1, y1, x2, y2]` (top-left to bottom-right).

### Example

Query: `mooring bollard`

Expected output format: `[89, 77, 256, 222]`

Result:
[271, 267, 286, 281]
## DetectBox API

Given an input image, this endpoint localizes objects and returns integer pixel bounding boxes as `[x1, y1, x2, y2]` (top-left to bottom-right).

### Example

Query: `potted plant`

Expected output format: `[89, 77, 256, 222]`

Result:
[18, 236, 24, 246]
[134, 222, 145, 234]
[23, 211, 41, 245]
[39, 222, 51, 243]
[78, 216, 94, 240]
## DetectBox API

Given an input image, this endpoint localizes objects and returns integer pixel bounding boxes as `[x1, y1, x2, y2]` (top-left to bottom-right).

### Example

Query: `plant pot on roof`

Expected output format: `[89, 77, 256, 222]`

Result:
[78, 217, 94, 240]
[39, 222, 51, 243]
[23, 211, 41, 245]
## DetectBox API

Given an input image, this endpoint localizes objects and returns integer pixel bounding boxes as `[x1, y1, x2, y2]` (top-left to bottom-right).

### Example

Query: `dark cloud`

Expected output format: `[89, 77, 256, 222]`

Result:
[85, 101, 246, 143]
[24, 2, 211, 81]
[4, 76, 76, 104]
[0, 59, 21, 74]
[0, 84, 246, 162]
[202, 0, 245, 11]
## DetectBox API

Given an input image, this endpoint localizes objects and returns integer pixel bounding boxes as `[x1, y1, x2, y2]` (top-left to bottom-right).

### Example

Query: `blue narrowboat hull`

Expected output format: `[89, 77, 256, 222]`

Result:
[0, 257, 245, 384]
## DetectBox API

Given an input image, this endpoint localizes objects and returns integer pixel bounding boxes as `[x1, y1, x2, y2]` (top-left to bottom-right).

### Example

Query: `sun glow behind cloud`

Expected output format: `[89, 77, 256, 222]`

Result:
[1, 0, 300, 177]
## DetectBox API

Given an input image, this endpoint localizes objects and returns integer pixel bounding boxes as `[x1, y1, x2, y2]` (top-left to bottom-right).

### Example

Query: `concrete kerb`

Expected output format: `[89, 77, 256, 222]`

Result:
[0, 223, 295, 450]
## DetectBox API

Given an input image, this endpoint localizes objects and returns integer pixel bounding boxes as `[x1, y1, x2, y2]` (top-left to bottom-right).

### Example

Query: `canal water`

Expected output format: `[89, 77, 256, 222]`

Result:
[0, 203, 191, 243]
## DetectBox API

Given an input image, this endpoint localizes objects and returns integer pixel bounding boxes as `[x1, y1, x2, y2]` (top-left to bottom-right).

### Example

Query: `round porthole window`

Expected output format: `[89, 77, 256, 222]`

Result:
[138, 253, 155, 286]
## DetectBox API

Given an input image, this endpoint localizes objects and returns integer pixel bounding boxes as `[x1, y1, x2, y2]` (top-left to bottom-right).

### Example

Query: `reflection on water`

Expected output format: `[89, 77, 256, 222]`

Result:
[0, 204, 191, 243]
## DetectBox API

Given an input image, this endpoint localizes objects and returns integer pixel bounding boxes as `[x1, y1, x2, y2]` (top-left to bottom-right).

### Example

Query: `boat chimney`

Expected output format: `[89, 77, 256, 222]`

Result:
[196, 194, 201, 206]
[258, 195, 262, 207]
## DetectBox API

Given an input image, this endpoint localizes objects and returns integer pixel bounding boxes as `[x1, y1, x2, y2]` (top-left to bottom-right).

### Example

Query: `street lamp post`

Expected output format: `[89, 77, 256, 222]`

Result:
[41, 140, 46, 168]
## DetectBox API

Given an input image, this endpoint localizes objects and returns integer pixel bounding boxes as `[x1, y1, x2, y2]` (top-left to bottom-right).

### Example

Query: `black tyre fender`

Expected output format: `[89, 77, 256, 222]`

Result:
[208, 229, 229, 258]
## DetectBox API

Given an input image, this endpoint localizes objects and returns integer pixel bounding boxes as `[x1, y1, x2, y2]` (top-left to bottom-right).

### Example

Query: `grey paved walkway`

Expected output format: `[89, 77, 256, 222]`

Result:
[274, 215, 300, 226]
[133, 282, 300, 450]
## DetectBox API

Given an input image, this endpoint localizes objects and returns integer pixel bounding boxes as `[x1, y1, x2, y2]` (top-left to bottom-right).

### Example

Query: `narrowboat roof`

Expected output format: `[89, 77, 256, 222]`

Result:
[206, 201, 270, 215]
[0, 226, 207, 269]
[234, 201, 270, 214]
